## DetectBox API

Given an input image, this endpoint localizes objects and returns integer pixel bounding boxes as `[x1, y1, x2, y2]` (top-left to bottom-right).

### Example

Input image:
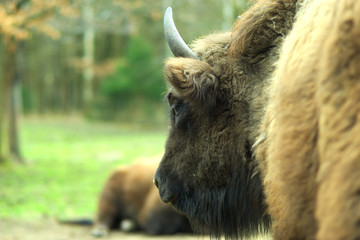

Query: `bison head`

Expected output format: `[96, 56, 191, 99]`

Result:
[155, 3, 298, 238]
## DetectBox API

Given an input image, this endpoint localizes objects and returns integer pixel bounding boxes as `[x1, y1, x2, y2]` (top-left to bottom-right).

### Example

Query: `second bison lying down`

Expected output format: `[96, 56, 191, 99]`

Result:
[155, 0, 360, 239]
[93, 162, 191, 236]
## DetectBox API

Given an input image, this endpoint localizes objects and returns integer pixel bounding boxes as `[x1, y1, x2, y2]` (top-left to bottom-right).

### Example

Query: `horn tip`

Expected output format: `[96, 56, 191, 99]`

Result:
[163, 6, 199, 59]
[164, 7, 172, 20]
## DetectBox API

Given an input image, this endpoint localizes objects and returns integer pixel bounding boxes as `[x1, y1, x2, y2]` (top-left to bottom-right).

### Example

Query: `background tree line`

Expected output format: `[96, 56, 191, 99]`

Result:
[0, 0, 249, 163]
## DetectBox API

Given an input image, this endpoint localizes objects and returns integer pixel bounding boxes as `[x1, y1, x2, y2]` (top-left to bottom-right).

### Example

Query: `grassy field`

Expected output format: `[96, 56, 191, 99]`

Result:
[0, 117, 168, 221]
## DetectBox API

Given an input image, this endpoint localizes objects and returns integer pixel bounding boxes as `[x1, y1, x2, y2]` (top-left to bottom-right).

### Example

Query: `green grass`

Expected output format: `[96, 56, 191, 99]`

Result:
[0, 118, 168, 221]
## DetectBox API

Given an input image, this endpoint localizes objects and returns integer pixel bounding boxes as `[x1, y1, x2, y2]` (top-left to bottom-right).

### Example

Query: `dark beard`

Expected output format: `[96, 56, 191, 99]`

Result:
[172, 168, 270, 239]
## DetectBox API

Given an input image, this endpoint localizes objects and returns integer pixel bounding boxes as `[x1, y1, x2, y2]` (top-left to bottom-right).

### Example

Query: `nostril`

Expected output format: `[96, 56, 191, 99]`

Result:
[153, 170, 176, 203]
[153, 176, 159, 188]
[154, 169, 161, 188]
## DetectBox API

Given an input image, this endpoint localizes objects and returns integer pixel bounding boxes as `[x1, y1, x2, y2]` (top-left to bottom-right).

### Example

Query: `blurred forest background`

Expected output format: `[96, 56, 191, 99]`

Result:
[0, 0, 250, 231]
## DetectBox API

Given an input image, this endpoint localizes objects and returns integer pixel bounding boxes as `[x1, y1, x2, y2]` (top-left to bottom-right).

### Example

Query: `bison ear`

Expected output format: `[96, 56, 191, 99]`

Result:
[229, 0, 298, 62]
[165, 58, 218, 108]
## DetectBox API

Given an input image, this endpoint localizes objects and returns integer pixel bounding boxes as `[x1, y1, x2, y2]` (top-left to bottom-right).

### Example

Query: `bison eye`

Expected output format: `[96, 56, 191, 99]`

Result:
[173, 104, 181, 116]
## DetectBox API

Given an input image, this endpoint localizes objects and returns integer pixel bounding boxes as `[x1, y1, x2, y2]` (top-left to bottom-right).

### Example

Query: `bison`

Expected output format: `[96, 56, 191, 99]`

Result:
[256, 0, 360, 239]
[154, 0, 360, 239]
[92, 162, 192, 236]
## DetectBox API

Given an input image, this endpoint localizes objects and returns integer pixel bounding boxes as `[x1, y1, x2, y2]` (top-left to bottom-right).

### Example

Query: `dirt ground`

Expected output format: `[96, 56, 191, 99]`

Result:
[0, 218, 200, 240]
[0, 218, 271, 240]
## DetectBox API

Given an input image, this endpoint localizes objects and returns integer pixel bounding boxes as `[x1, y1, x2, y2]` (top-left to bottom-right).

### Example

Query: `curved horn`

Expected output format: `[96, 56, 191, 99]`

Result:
[164, 7, 199, 59]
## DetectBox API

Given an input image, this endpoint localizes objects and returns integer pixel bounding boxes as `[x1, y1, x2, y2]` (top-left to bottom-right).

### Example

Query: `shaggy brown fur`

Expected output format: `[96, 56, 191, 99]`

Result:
[155, 1, 299, 239]
[155, 0, 360, 239]
[315, 2, 360, 238]
[255, 0, 360, 239]
[93, 163, 191, 236]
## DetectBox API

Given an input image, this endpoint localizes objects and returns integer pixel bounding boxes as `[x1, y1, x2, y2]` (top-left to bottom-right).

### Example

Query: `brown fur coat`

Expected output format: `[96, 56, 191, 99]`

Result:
[93, 162, 191, 236]
[253, 0, 360, 239]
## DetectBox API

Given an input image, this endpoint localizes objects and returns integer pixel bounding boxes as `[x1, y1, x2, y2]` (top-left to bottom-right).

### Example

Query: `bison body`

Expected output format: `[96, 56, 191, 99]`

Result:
[258, 0, 360, 239]
[155, 0, 360, 239]
[93, 163, 191, 236]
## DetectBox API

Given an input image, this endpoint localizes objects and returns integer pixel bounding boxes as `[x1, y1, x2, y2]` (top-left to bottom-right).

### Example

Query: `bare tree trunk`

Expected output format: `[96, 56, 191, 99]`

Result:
[0, 88, 3, 163]
[0, 40, 7, 163]
[238, 0, 248, 13]
[9, 41, 24, 163]
[1, 37, 24, 164]
[9, 79, 23, 163]
[222, 0, 234, 30]
[0, 38, 14, 163]
[162, 0, 172, 58]
[82, 0, 95, 106]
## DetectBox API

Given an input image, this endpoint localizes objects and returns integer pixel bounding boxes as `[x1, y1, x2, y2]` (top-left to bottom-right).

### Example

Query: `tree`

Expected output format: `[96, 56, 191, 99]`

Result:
[0, 0, 77, 163]
[82, 0, 95, 106]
